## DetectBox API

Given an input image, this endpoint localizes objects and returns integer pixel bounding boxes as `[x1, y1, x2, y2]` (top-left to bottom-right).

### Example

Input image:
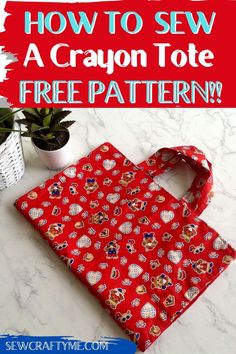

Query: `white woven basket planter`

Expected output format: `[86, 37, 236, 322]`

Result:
[0, 122, 25, 190]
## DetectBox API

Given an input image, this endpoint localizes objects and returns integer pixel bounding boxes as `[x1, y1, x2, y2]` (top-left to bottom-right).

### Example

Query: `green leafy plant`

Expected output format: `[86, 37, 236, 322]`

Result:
[0, 108, 19, 145]
[0, 108, 75, 151]
[18, 108, 75, 151]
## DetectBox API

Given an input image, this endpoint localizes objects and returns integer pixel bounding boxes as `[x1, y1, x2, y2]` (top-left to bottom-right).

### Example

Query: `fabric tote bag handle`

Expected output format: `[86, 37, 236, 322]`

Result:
[138, 146, 213, 216]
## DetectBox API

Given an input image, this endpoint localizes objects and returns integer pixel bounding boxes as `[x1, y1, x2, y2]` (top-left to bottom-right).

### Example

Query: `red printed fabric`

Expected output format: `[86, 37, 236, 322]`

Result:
[15, 143, 236, 352]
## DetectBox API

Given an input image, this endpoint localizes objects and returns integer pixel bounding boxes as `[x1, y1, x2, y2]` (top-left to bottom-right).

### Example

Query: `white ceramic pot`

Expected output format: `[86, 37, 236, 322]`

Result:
[32, 136, 72, 171]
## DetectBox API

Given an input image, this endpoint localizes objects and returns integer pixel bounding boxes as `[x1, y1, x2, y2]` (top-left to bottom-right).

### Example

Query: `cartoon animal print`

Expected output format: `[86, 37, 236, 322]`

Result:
[89, 212, 109, 224]
[126, 187, 141, 195]
[125, 330, 140, 344]
[189, 243, 205, 254]
[123, 158, 132, 167]
[180, 224, 198, 243]
[163, 295, 175, 307]
[128, 198, 147, 212]
[90, 200, 99, 209]
[146, 158, 156, 167]
[103, 178, 112, 186]
[151, 273, 173, 290]
[126, 240, 136, 254]
[142, 232, 158, 252]
[138, 216, 150, 225]
[149, 325, 161, 337]
[105, 288, 126, 309]
[53, 241, 68, 251]
[52, 206, 61, 216]
[104, 240, 120, 259]
[192, 259, 213, 275]
[162, 232, 173, 242]
[82, 163, 93, 172]
[182, 204, 191, 217]
[45, 223, 65, 240]
[114, 206, 122, 216]
[48, 182, 63, 199]
[115, 310, 132, 323]
[69, 183, 79, 195]
[84, 178, 99, 194]
[110, 267, 120, 280]
[60, 255, 74, 270]
[99, 228, 109, 238]
[222, 255, 234, 265]
[150, 259, 160, 270]
[119, 172, 136, 187]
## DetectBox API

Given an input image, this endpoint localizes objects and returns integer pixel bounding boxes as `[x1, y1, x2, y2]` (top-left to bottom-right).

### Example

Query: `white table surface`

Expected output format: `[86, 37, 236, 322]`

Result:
[0, 108, 236, 354]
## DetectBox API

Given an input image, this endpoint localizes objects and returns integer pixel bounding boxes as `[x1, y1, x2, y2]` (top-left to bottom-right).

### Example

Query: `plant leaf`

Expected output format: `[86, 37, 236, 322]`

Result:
[59, 120, 76, 129]
[23, 108, 39, 117]
[31, 123, 47, 132]
[21, 131, 34, 138]
[51, 110, 72, 127]
[0, 108, 13, 125]
[0, 127, 10, 132]
[0, 127, 21, 133]
[22, 110, 42, 125]
[0, 108, 20, 126]
[16, 119, 31, 126]
[43, 114, 52, 127]
[0, 108, 12, 117]
[45, 132, 55, 139]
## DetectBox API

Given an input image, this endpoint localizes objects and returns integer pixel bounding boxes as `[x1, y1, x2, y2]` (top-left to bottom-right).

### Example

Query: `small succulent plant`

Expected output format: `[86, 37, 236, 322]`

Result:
[17, 108, 75, 151]
[0, 108, 75, 151]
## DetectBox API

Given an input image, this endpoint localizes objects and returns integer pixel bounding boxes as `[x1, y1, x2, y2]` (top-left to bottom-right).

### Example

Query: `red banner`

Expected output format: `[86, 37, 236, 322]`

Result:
[0, 0, 236, 107]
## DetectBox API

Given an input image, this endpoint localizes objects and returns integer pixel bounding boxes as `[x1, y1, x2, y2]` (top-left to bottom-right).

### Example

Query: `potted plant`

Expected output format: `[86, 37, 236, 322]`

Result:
[0, 108, 25, 190]
[17, 108, 75, 170]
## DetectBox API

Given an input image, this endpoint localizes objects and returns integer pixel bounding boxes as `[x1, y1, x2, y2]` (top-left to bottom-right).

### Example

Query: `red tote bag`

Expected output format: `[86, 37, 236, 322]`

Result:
[15, 143, 236, 352]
